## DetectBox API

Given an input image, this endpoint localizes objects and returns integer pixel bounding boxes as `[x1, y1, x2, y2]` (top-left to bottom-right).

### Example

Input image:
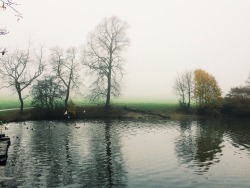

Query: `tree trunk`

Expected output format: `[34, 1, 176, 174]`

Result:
[65, 86, 70, 110]
[17, 90, 24, 114]
[105, 51, 113, 111]
[188, 91, 191, 108]
[105, 72, 111, 110]
[65, 70, 73, 110]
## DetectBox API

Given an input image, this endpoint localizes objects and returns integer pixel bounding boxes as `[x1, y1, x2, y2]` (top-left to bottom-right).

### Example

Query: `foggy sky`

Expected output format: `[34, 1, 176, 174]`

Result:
[1, 0, 250, 100]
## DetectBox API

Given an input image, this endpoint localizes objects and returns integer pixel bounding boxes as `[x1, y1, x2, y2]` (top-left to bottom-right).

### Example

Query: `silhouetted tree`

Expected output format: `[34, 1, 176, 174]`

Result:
[82, 16, 130, 110]
[173, 70, 193, 109]
[31, 75, 65, 112]
[0, 47, 44, 114]
[223, 86, 250, 116]
[173, 73, 186, 107]
[50, 47, 80, 110]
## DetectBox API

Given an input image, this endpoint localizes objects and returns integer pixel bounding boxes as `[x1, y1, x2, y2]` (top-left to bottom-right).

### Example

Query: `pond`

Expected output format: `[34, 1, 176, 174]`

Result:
[0, 119, 250, 187]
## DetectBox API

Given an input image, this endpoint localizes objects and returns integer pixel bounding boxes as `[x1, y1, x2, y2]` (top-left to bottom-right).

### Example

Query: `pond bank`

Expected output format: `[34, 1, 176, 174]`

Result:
[0, 105, 221, 123]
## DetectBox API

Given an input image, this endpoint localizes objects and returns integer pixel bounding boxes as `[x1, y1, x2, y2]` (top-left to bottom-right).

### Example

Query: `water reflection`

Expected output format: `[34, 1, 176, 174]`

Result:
[175, 120, 224, 175]
[1, 119, 250, 187]
[0, 121, 127, 187]
[224, 119, 250, 154]
[86, 120, 127, 187]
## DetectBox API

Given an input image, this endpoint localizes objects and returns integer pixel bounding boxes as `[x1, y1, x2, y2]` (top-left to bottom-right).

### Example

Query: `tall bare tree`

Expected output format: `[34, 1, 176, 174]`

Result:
[82, 16, 130, 110]
[0, 47, 44, 114]
[50, 47, 79, 110]
[173, 70, 193, 109]
[173, 73, 186, 106]
[183, 71, 193, 108]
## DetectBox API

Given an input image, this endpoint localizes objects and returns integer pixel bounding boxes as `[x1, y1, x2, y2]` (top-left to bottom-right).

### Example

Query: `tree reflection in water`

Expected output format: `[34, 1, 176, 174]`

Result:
[85, 120, 128, 187]
[1, 120, 250, 187]
[224, 119, 250, 154]
[175, 120, 224, 175]
[1, 121, 127, 187]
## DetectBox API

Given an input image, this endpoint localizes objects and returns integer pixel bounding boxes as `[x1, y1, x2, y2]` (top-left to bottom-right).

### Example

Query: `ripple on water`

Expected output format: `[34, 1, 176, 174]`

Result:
[1, 119, 250, 187]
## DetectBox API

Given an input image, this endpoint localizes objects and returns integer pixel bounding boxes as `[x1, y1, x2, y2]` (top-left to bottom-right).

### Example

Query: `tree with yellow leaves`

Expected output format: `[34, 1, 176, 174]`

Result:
[67, 99, 76, 118]
[193, 69, 222, 111]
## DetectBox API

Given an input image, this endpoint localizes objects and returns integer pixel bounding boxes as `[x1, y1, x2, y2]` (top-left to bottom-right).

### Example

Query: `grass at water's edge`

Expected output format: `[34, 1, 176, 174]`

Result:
[0, 99, 206, 122]
[0, 102, 177, 122]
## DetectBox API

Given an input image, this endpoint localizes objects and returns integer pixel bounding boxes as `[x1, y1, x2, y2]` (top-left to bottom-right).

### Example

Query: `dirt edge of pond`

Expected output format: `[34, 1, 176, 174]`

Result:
[0, 105, 214, 123]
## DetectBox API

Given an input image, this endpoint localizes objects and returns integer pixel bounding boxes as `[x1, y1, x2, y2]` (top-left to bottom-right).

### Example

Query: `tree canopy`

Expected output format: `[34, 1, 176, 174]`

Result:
[223, 86, 250, 117]
[31, 75, 65, 112]
[193, 69, 222, 111]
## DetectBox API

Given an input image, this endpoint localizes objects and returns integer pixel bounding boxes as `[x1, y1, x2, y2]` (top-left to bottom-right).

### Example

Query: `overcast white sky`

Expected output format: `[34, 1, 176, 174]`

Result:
[1, 0, 250, 101]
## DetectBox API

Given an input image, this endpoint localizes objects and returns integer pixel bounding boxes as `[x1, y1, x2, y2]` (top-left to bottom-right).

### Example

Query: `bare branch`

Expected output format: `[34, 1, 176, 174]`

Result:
[173, 70, 193, 109]
[1, 0, 23, 20]
[82, 16, 129, 109]
[50, 46, 80, 109]
[0, 46, 45, 114]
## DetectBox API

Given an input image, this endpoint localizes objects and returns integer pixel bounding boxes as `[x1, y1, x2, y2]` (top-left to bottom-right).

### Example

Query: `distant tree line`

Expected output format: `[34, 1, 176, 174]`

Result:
[223, 74, 250, 117]
[0, 16, 130, 118]
[1, 1, 250, 119]
[173, 69, 250, 117]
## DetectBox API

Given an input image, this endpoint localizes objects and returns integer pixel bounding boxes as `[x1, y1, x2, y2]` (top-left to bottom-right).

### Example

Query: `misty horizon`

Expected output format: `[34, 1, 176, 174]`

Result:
[1, 0, 250, 100]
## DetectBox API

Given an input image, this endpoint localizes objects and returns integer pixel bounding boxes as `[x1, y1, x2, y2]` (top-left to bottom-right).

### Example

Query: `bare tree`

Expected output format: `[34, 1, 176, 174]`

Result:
[1, 0, 22, 55]
[183, 71, 193, 108]
[173, 70, 193, 109]
[50, 47, 80, 110]
[82, 16, 130, 110]
[0, 47, 44, 114]
[173, 73, 186, 106]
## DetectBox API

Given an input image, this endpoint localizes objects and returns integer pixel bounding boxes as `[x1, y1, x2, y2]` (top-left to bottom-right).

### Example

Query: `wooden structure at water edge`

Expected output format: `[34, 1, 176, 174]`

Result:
[0, 134, 10, 166]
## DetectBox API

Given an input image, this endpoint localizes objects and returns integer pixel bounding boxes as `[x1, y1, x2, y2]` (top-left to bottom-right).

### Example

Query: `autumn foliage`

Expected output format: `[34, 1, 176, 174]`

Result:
[193, 69, 222, 111]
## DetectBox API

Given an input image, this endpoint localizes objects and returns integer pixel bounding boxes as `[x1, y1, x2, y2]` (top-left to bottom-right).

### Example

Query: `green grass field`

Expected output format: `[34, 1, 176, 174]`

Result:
[73, 98, 178, 110]
[0, 99, 179, 111]
[0, 99, 32, 110]
[0, 98, 178, 111]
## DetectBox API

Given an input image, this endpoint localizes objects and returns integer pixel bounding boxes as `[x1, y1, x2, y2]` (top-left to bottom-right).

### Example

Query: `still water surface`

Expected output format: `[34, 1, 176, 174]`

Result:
[0, 119, 250, 187]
